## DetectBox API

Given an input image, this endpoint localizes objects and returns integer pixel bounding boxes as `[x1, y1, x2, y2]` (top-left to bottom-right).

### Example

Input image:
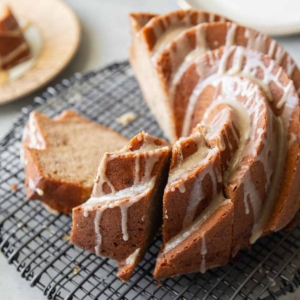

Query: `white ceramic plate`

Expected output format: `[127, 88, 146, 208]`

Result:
[0, 0, 80, 105]
[178, 0, 300, 36]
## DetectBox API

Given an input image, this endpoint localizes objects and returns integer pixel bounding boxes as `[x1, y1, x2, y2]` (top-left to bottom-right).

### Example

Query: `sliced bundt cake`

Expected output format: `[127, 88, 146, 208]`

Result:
[22, 110, 128, 214]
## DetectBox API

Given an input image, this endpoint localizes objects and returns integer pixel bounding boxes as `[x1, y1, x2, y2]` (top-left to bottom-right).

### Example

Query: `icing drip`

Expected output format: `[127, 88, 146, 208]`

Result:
[285, 55, 296, 77]
[250, 117, 286, 243]
[276, 80, 293, 109]
[28, 178, 44, 196]
[288, 133, 297, 149]
[93, 153, 116, 196]
[182, 161, 219, 228]
[245, 29, 267, 53]
[94, 210, 102, 256]
[26, 113, 46, 150]
[274, 46, 285, 65]
[267, 40, 276, 58]
[126, 248, 140, 266]
[174, 140, 184, 167]
[163, 194, 230, 254]
[225, 23, 237, 47]
[227, 46, 245, 75]
[167, 131, 209, 186]
[87, 179, 156, 255]
[240, 165, 262, 220]
[134, 155, 140, 185]
[208, 14, 215, 22]
[200, 235, 207, 273]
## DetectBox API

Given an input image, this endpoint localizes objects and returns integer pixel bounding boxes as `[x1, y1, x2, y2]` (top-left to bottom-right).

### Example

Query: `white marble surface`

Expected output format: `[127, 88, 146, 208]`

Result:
[0, 0, 299, 299]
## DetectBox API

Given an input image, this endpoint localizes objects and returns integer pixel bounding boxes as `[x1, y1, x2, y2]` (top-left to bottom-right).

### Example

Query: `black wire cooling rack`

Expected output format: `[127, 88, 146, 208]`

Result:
[1, 62, 300, 300]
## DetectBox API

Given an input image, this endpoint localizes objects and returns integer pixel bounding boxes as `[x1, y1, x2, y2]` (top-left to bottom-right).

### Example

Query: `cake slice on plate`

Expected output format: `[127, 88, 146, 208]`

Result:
[71, 132, 171, 281]
[22, 110, 128, 214]
[0, 4, 31, 69]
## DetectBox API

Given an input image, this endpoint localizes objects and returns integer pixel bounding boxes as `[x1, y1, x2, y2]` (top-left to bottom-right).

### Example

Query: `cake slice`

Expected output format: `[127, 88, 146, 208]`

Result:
[22, 110, 128, 214]
[70, 132, 171, 281]
[0, 5, 31, 69]
[155, 124, 234, 279]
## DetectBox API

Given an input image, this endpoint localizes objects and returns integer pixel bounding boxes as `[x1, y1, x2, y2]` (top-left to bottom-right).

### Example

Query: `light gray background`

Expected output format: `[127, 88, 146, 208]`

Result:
[0, 0, 299, 299]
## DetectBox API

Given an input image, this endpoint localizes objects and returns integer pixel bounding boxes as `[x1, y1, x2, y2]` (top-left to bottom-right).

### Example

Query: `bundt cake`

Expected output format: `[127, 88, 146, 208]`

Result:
[22, 110, 128, 214]
[129, 10, 300, 279]
[66, 9, 300, 282]
[70, 132, 171, 281]
[0, 4, 31, 70]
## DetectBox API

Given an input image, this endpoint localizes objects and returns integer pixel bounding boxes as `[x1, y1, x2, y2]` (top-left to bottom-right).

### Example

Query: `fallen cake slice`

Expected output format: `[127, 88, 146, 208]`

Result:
[22, 110, 128, 214]
[70, 132, 171, 281]
[0, 5, 31, 69]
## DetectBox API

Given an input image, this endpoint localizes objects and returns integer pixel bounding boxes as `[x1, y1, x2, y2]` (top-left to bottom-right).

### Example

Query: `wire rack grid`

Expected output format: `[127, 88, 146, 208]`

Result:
[0, 61, 300, 300]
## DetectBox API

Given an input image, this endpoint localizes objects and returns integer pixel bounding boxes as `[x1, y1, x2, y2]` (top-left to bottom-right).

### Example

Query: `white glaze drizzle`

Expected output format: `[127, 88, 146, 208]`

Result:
[288, 133, 297, 149]
[250, 117, 286, 243]
[285, 55, 296, 77]
[225, 23, 237, 47]
[162, 195, 231, 254]
[25, 113, 46, 150]
[245, 29, 267, 53]
[126, 248, 140, 266]
[274, 46, 285, 65]
[200, 235, 207, 273]
[182, 159, 219, 228]
[28, 178, 44, 196]
[267, 40, 276, 58]
[167, 131, 208, 187]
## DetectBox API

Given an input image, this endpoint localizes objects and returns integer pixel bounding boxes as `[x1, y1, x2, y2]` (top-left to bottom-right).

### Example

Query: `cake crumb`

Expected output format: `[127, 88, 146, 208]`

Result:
[11, 184, 18, 191]
[62, 234, 70, 242]
[17, 222, 24, 228]
[73, 265, 80, 275]
[116, 112, 136, 126]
